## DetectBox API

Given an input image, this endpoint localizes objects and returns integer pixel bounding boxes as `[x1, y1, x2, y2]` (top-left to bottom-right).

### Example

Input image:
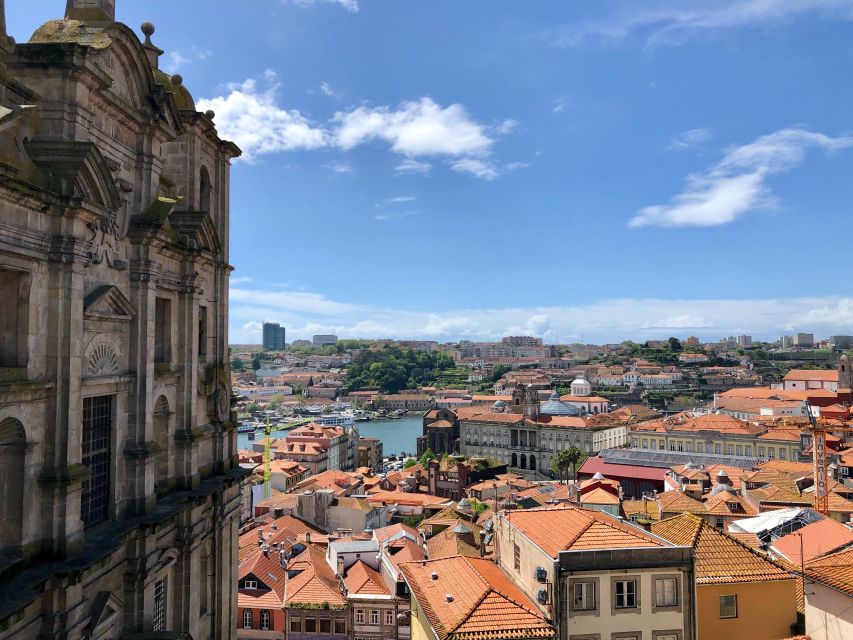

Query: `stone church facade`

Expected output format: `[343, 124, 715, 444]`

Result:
[0, 1, 246, 638]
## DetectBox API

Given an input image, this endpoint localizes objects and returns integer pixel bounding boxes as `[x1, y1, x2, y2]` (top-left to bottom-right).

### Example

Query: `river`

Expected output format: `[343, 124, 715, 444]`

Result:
[236, 414, 423, 457]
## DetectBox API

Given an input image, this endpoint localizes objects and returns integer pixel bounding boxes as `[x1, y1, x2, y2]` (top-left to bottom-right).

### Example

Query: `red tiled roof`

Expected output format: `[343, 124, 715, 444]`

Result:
[400, 556, 555, 640]
[345, 560, 390, 596]
[771, 518, 853, 564]
[806, 547, 853, 596]
[578, 457, 668, 482]
[285, 545, 347, 608]
[504, 506, 666, 559]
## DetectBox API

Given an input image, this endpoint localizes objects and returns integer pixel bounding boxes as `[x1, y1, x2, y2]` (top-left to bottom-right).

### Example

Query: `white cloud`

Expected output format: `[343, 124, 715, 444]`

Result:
[552, 97, 569, 113]
[373, 211, 416, 222]
[395, 159, 432, 175]
[163, 51, 190, 74]
[385, 196, 416, 204]
[229, 286, 853, 344]
[630, 127, 853, 228]
[200, 82, 516, 178]
[496, 119, 519, 135]
[197, 76, 328, 162]
[333, 97, 493, 158]
[328, 161, 353, 173]
[284, 0, 359, 12]
[230, 276, 253, 285]
[551, 0, 853, 47]
[319, 81, 341, 99]
[451, 158, 499, 180]
[667, 127, 711, 151]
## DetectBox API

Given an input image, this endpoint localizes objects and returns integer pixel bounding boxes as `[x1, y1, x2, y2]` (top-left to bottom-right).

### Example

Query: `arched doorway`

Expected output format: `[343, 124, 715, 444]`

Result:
[520, 454, 527, 470]
[530, 455, 536, 471]
[0, 418, 26, 550]
[153, 396, 171, 494]
[200, 166, 211, 213]
[511, 453, 517, 467]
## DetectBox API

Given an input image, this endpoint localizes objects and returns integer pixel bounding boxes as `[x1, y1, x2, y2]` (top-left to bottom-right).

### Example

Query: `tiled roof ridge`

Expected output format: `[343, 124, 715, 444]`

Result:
[448, 588, 541, 637]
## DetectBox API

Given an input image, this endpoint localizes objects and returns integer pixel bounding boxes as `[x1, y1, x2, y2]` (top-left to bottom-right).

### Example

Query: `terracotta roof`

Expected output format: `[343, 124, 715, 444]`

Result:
[285, 545, 347, 608]
[373, 523, 420, 545]
[344, 560, 390, 596]
[657, 490, 706, 515]
[504, 506, 666, 559]
[400, 556, 556, 640]
[621, 499, 661, 521]
[652, 514, 794, 584]
[578, 457, 668, 482]
[702, 492, 759, 517]
[806, 546, 853, 596]
[579, 487, 620, 505]
[426, 526, 480, 560]
[238, 588, 283, 609]
[784, 369, 839, 382]
[771, 518, 853, 564]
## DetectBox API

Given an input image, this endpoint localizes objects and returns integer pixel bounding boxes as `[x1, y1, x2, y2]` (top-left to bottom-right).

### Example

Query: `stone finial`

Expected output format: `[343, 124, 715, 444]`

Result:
[140, 21, 163, 69]
[205, 110, 216, 120]
[65, 0, 116, 23]
[171, 74, 183, 86]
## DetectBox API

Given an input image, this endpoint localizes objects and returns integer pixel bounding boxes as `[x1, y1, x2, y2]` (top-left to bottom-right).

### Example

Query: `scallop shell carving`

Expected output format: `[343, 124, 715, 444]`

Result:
[87, 342, 119, 377]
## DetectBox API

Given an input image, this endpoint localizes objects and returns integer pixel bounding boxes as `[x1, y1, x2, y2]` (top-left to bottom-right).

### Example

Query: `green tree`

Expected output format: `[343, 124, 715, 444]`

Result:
[668, 337, 683, 352]
[251, 357, 262, 371]
[552, 445, 586, 482]
[419, 448, 436, 467]
[403, 459, 417, 469]
[231, 357, 244, 371]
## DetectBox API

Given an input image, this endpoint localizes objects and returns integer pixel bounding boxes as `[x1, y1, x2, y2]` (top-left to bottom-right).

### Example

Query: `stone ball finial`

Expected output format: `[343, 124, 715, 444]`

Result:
[171, 74, 183, 86]
[206, 110, 216, 120]
[141, 22, 155, 37]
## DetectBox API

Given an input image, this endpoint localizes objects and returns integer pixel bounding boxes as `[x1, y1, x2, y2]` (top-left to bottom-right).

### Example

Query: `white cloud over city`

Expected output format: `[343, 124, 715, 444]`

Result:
[230, 284, 853, 344]
[551, 0, 853, 48]
[282, 0, 359, 13]
[630, 127, 853, 228]
[199, 77, 515, 177]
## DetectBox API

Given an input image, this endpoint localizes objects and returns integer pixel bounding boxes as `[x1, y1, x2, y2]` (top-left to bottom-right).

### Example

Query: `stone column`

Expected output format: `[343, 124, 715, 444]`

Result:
[175, 265, 201, 487]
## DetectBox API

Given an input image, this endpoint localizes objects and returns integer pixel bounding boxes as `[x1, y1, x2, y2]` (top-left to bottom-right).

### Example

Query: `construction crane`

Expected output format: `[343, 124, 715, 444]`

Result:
[805, 402, 853, 515]
[263, 415, 272, 499]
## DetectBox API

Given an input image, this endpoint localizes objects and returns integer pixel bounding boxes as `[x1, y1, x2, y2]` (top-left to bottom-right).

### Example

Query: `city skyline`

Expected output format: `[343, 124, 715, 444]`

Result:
[10, 1, 853, 344]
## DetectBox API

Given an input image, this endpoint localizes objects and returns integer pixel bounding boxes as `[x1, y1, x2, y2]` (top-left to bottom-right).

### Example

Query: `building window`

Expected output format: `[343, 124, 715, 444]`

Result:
[198, 305, 208, 359]
[335, 619, 346, 634]
[720, 594, 738, 618]
[305, 618, 317, 632]
[745, 447, 752, 456]
[715, 444, 721, 454]
[0, 269, 28, 368]
[768, 448, 776, 459]
[290, 618, 302, 632]
[780, 449, 786, 460]
[320, 619, 331, 633]
[243, 609, 252, 629]
[715, 517, 724, 528]
[615, 580, 637, 609]
[355, 609, 364, 624]
[243, 580, 257, 589]
[153, 577, 168, 631]
[385, 611, 394, 625]
[727, 445, 734, 455]
[514, 543, 521, 571]
[81, 395, 112, 527]
[573, 581, 596, 610]
[370, 610, 380, 625]
[655, 578, 677, 607]
[758, 447, 765, 457]
[154, 298, 172, 363]
[261, 609, 271, 631]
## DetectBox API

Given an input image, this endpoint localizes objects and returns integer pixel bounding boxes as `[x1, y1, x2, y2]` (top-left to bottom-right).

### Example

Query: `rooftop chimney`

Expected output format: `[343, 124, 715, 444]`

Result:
[65, 0, 115, 23]
[430, 571, 438, 581]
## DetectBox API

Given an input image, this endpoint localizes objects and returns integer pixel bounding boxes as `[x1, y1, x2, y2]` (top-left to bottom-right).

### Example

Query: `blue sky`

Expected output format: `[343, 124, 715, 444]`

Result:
[11, 1, 853, 343]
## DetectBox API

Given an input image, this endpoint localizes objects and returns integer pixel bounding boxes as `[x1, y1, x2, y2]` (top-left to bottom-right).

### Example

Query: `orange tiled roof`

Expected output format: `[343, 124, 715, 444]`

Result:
[806, 546, 853, 596]
[771, 518, 853, 564]
[652, 514, 794, 584]
[657, 490, 706, 515]
[425, 526, 480, 560]
[504, 505, 666, 559]
[621, 499, 661, 521]
[784, 369, 839, 382]
[702, 492, 759, 517]
[285, 545, 347, 608]
[400, 556, 555, 640]
[345, 560, 390, 596]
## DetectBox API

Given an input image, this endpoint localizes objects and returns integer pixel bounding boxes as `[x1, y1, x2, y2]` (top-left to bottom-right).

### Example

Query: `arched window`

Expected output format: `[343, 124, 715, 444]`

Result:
[200, 166, 211, 213]
[520, 454, 527, 470]
[511, 453, 517, 467]
[153, 396, 171, 495]
[529, 455, 536, 470]
[261, 609, 271, 631]
[243, 609, 253, 629]
[0, 418, 25, 551]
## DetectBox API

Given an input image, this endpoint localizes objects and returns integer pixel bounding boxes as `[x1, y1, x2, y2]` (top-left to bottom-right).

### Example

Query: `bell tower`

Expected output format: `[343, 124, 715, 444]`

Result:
[839, 354, 852, 390]
[65, 0, 115, 23]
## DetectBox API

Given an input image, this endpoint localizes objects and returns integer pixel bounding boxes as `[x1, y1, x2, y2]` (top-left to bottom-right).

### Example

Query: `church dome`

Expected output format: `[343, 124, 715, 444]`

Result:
[570, 375, 592, 397]
[540, 393, 582, 416]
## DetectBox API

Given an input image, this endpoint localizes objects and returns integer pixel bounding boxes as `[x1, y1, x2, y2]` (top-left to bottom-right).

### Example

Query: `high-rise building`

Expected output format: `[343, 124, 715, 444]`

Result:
[830, 335, 853, 349]
[313, 334, 338, 347]
[736, 335, 753, 348]
[0, 3, 245, 638]
[780, 335, 794, 348]
[262, 321, 286, 350]
[794, 333, 815, 348]
[501, 335, 544, 347]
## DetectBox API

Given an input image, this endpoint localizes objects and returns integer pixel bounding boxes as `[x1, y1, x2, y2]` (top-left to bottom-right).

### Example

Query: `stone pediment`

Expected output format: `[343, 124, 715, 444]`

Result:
[169, 211, 221, 254]
[86, 590, 124, 640]
[84, 284, 134, 321]
[25, 140, 121, 211]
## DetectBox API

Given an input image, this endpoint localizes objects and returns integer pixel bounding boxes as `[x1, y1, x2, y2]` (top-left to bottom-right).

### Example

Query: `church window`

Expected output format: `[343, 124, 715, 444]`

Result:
[81, 395, 112, 527]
